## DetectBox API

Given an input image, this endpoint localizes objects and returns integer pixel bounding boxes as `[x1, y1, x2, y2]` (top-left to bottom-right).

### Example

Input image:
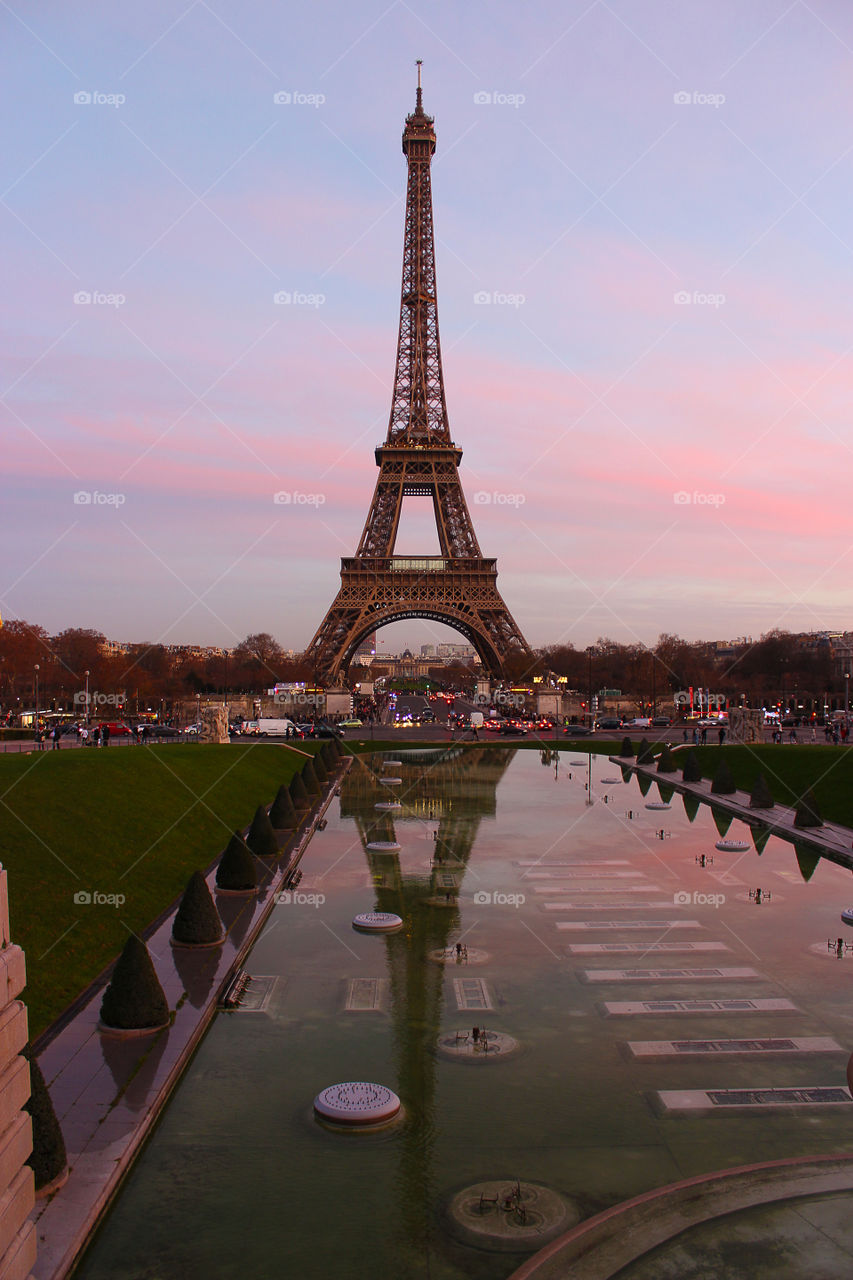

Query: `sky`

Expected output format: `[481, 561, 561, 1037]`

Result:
[4, 0, 853, 656]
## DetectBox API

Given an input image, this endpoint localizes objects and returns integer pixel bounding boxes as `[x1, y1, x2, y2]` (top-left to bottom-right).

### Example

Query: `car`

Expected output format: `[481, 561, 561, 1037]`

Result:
[595, 717, 622, 731]
[141, 724, 181, 739]
[314, 723, 344, 739]
[421, 710, 436, 723]
[624, 717, 652, 729]
[339, 718, 363, 728]
[499, 722, 527, 735]
[563, 724, 593, 736]
[651, 716, 671, 727]
[99, 721, 134, 738]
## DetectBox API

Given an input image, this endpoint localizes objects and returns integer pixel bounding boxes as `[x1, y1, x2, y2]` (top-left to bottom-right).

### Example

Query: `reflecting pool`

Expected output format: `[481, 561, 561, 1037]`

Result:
[76, 747, 853, 1278]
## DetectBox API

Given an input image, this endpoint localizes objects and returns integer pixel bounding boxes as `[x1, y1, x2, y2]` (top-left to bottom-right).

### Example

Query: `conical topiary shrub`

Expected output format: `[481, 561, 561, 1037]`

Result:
[620, 736, 634, 758]
[301, 758, 321, 796]
[749, 772, 775, 809]
[794, 788, 822, 828]
[637, 773, 652, 797]
[216, 831, 257, 892]
[636, 738, 654, 765]
[100, 935, 169, 1032]
[795, 842, 820, 881]
[172, 870, 223, 946]
[712, 807, 733, 837]
[682, 750, 702, 783]
[269, 784, 297, 829]
[682, 793, 701, 823]
[711, 760, 736, 794]
[656, 744, 676, 773]
[24, 1048, 67, 1194]
[246, 804, 279, 858]
[312, 753, 329, 786]
[290, 772, 310, 809]
[752, 824, 771, 855]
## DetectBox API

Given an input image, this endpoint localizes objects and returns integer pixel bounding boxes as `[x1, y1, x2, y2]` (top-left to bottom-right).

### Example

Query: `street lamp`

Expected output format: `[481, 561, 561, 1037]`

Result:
[845, 672, 849, 726]
[84, 670, 90, 725]
[34, 664, 40, 748]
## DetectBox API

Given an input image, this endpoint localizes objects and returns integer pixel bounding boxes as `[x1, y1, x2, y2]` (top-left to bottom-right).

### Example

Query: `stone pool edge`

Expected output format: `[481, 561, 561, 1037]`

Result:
[29, 758, 350, 1280]
[506, 1152, 853, 1280]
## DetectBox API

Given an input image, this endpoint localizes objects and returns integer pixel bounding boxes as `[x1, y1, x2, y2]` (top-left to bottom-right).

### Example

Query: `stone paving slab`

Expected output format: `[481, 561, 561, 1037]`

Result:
[28, 760, 347, 1280]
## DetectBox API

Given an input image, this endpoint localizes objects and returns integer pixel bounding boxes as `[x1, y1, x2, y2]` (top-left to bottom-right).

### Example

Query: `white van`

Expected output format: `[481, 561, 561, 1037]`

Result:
[249, 718, 298, 738]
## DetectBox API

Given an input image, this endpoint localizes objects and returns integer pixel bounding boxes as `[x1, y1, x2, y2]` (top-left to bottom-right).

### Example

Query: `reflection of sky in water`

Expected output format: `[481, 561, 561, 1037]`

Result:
[76, 748, 853, 1280]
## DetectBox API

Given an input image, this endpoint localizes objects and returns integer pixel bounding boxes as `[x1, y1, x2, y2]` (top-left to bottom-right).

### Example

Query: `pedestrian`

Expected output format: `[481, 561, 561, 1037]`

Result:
[700, 727, 707, 746]
[52, 725, 61, 750]
[81, 726, 89, 747]
[682, 727, 688, 743]
[717, 726, 725, 746]
[93, 726, 100, 747]
[102, 724, 111, 748]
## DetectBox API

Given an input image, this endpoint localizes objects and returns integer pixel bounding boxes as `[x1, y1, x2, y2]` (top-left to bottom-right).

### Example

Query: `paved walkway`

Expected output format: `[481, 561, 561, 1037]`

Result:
[29, 760, 348, 1280]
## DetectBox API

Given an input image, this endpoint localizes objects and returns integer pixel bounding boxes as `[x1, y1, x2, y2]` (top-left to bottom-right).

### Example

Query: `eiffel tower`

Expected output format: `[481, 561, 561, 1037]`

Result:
[305, 66, 532, 684]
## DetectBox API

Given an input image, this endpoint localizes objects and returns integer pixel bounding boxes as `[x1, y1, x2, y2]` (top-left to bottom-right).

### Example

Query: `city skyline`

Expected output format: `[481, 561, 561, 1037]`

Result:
[5, 2, 853, 655]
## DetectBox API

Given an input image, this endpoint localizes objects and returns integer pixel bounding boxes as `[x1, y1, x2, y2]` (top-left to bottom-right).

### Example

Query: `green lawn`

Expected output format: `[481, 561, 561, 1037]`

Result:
[0, 743, 316, 1038]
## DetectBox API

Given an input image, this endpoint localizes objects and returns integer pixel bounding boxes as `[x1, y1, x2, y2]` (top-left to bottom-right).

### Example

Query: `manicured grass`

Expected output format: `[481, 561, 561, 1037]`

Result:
[689, 745, 853, 829]
[0, 743, 315, 1038]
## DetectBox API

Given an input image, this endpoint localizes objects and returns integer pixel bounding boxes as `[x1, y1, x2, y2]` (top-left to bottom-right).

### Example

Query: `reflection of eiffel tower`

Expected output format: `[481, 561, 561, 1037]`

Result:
[304, 68, 531, 684]
[340, 746, 515, 1265]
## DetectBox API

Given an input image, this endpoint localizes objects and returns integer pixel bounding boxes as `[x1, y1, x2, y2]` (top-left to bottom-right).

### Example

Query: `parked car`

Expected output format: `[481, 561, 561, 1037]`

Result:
[141, 724, 181, 739]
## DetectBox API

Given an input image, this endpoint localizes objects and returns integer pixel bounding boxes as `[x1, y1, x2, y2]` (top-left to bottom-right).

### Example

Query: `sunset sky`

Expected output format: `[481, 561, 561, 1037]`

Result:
[4, 1, 853, 655]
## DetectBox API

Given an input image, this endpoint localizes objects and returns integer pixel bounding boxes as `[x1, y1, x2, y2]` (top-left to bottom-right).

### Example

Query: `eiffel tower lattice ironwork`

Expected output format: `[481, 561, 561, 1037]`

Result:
[305, 67, 532, 684]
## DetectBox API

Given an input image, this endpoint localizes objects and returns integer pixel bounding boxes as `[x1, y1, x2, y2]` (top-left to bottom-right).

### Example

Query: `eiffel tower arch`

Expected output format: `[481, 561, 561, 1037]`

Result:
[305, 66, 532, 685]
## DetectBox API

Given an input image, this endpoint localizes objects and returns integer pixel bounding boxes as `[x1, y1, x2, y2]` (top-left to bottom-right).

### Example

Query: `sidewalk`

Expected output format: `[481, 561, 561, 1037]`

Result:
[29, 761, 347, 1280]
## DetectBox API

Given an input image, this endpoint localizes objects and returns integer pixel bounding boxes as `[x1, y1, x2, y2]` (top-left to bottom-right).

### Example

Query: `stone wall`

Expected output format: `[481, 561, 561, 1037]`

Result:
[0, 868, 35, 1279]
